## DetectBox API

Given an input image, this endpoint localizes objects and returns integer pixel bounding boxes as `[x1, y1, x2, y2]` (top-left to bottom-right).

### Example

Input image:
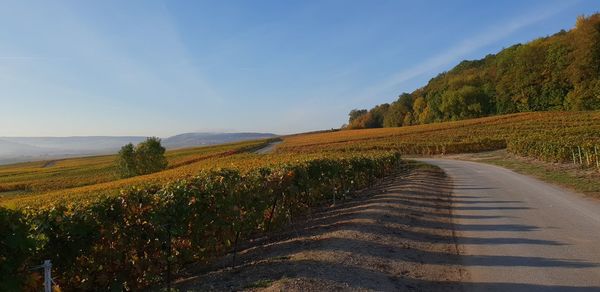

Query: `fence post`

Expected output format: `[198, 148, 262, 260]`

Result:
[578, 146, 583, 165]
[166, 224, 171, 291]
[333, 190, 336, 206]
[266, 195, 278, 232]
[232, 230, 240, 268]
[594, 145, 600, 169]
[585, 148, 590, 166]
[43, 260, 52, 292]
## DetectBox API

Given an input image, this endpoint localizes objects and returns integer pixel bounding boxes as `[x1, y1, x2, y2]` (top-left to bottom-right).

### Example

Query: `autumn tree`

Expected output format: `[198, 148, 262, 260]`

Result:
[342, 13, 600, 130]
[348, 109, 368, 124]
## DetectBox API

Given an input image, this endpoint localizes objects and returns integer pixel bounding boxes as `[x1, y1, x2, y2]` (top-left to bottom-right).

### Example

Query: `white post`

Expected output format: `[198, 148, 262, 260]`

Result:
[594, 145, 600, 169]
[43, 260, 52, 292]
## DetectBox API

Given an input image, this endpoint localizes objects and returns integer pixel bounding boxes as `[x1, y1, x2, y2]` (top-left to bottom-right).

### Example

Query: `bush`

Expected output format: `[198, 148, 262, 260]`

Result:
[0, 208, 39, 291]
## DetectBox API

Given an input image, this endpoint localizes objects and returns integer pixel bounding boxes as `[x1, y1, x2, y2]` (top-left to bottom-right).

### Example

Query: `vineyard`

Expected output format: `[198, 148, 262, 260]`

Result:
[1, 151, 402, 290]
[0, 140, 271, 207]
[279, 111, 600, 169]
[1, 111, 599, 290]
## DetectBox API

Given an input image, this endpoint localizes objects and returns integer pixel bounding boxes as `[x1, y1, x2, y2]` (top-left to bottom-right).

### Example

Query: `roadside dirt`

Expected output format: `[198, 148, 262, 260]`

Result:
[175, 165, 465, 291]
[42, 160, 59, 168]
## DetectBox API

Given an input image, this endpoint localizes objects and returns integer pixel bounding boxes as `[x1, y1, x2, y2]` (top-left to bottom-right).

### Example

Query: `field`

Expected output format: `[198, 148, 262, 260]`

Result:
[2, 111, 599, 208]
[279, 111, 600, 172]
[0, 140, 271, 206]
[2, 111, 599, 290]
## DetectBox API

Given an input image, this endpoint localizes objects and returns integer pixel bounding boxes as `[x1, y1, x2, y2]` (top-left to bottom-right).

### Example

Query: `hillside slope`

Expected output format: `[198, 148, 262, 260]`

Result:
[348, 14, 600, 129]
[281, 111, 600, 170]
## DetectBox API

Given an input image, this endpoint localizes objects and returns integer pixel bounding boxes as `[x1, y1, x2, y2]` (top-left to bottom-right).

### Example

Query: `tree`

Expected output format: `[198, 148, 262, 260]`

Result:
[116, 138, 168, 178]
[439, 86, 487, 120]
[342, 13, 600, 129]
[135, 137, 168, 175]
[383, 93, 413, 127]
[566, 14, 600, 110]
[348, 109, 368, 124]
[117, 143, 137, 178]
[368, 103, 390, 127]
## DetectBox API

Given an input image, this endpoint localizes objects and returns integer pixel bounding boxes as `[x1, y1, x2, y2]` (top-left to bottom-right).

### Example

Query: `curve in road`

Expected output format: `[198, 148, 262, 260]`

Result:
[254, 140, 282, 154]
[415, 158, 600, 292]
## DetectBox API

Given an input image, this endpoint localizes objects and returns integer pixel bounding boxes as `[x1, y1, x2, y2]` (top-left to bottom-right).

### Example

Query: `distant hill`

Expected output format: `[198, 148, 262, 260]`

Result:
[0, 132, 276, 165]
[2, 136, 147, 152]
[0, 139, 52, 157]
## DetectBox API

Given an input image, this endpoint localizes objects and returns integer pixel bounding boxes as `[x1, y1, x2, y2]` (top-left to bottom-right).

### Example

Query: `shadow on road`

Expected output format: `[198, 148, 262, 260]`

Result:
[174, 163, 598, 291]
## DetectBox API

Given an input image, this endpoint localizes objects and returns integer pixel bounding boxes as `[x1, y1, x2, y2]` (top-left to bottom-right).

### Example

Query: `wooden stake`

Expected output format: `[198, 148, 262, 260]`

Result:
[232, 231, 240, 268]
[594, 145, 600, 169]
[586, 149, 591, 166]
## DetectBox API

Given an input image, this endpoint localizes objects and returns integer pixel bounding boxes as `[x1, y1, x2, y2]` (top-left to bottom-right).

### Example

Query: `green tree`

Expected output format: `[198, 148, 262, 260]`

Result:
[117, 143, 137, 178]
[384, 93, 413, 127]
[368, 103, 390, 127]
[135, 137, 168, 175]
[116, 138, 168, 178]
[439, 86, 487, 120]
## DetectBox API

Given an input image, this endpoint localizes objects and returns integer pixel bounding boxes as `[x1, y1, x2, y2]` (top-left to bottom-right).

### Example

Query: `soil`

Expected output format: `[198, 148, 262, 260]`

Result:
[174, 166, 465, 291]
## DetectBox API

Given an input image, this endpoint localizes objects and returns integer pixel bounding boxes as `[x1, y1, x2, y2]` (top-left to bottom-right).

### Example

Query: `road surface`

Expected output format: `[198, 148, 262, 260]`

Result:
[254, 140, 282, 154]
[176, 166, 464, 291]
[416, 158, 600, 291]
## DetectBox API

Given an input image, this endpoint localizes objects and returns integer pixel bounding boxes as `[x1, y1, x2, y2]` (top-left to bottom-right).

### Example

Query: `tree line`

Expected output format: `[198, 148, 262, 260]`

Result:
[346, 14, 600, 129]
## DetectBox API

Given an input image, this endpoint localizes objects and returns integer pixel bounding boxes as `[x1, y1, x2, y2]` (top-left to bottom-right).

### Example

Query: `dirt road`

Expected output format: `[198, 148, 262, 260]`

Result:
[254, 141, 282, 154]
[417, 158, 600, 291]
[175, 159, 600, 291]
[176, 166, 464, 291]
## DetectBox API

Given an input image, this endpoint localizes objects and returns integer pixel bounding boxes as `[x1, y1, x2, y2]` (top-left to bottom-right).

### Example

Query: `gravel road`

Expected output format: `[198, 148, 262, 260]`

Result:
[175, 166, 464, 291]
[416, 158, 600, 291]
[174, 159, 600, 291]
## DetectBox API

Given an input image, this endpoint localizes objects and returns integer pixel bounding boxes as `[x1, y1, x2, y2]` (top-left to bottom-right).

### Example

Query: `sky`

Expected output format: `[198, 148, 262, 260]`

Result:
[0, 0, 597, 137]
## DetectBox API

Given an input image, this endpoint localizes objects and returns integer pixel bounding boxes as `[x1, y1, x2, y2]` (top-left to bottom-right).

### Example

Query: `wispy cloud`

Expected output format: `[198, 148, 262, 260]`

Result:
[355, 1, 576, 103]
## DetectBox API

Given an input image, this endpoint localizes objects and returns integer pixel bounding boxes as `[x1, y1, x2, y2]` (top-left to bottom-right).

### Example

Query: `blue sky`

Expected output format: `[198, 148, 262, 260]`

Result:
[0, 0, 597, 137]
